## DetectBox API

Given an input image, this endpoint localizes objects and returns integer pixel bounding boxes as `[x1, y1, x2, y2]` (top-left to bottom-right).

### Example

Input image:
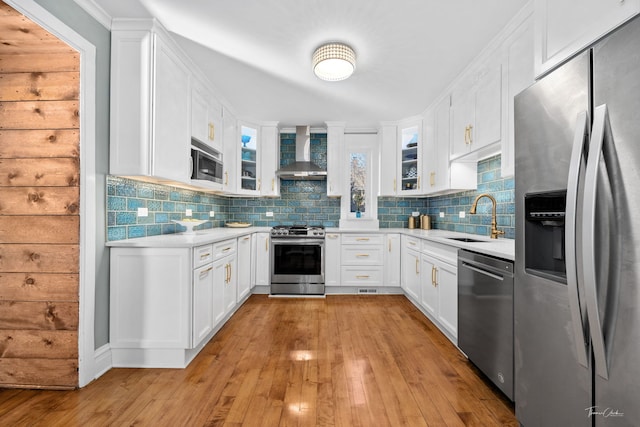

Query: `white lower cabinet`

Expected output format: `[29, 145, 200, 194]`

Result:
[384, 234, 401, 287]
[254, 232, 270, 287]
[193, 257, 215, 346]
[401, 236, 421, 301]
[325, 232, 341, 286]
[420, 241, 458, 341]
[237, 235, 252, 302]
[340, 234, 384, 287]
[109, 237, 240, 368]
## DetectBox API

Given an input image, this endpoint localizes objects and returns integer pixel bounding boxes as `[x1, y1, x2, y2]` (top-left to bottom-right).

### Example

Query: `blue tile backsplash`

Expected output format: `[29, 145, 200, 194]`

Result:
[107, 134, 514, 241]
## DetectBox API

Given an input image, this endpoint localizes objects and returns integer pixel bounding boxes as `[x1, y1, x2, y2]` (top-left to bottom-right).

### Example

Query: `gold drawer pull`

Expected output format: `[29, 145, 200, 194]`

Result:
[356, 254, 370, 257]
[356, 237, 370, 241]
[356, 275, 370, 279]
[200, 253, 211, 259]
[222, 247, 232, 252]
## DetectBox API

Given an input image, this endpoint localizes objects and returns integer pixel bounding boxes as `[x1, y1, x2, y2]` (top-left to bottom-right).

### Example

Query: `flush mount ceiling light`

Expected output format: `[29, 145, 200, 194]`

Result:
[312, 43, 356, 81]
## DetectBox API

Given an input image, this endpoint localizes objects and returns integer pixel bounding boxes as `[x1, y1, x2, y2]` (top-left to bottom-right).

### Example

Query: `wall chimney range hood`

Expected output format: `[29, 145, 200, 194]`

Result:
[276, 126, 327, 180]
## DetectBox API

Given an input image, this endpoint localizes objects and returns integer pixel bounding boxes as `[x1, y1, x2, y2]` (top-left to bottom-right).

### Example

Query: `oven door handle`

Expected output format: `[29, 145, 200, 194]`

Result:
[271, 239, 325, 245]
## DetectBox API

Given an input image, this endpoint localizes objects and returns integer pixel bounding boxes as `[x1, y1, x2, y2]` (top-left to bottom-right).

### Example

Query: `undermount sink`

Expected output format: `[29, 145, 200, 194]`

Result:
[446, 237, 488, 243]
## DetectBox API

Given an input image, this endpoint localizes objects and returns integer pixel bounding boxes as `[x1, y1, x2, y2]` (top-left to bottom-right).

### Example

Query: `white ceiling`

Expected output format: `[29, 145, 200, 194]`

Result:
[94, 0, 529, 128]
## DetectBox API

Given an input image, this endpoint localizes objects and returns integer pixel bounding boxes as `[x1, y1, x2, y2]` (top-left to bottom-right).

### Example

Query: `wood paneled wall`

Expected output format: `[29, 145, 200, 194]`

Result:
[0, 1, 80, 389]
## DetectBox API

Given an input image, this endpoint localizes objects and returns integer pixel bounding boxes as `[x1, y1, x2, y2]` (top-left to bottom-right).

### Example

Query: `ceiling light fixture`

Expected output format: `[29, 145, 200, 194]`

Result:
[312, 43, 356, 81]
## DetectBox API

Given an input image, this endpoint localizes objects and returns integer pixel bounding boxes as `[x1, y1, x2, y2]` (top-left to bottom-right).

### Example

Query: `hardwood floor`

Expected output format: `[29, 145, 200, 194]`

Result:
[0, 295, 516, 426]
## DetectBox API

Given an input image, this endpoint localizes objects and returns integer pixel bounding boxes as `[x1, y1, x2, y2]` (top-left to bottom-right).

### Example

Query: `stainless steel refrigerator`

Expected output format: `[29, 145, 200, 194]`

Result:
[514, 15, 640, 427]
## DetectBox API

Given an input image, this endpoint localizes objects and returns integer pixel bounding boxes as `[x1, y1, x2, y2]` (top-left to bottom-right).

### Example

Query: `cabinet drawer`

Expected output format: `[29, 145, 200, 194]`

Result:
[213, 239, 237, 260]
[340, 266, 383, 286]
[403, 235, 421, 250]
[341, 234, 384, 245]
[341, 245, 383, 265]
[193, 244, 214, 268]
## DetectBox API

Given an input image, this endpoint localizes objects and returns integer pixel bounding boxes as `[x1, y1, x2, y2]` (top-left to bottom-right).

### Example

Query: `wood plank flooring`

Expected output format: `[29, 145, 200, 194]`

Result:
[0, 295, 516, 426]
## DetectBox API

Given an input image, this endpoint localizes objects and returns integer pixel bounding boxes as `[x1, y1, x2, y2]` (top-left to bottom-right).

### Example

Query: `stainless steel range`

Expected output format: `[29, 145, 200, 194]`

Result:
[270, 225, 325, 295]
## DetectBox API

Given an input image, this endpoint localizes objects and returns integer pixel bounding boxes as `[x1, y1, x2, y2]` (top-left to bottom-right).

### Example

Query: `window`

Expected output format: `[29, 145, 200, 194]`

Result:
[350, 153, 366, 215]
[339, 133, 379, 229]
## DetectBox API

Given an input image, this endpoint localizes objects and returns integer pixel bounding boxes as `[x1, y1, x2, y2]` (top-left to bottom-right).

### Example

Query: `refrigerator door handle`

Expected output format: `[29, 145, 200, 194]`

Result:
[565, 111, 590, 368]
[582, 104, 622, 380]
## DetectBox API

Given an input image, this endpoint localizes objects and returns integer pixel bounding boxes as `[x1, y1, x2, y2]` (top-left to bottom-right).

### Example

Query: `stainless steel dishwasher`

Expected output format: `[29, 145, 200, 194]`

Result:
[458, 249, 514, 400]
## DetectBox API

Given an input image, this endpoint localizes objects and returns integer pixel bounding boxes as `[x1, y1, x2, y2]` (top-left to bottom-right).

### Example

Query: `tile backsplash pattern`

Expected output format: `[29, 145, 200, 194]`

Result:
[107, 135, 514, 240]
[427, 154, 515, 239]
[107, 177, 229, 241]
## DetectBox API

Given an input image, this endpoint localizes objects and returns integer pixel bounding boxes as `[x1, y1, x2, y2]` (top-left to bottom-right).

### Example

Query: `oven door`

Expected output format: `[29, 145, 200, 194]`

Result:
[271, 238, 325, 286]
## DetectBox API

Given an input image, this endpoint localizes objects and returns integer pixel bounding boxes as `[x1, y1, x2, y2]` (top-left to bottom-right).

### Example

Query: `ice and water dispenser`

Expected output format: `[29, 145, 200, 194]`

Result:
[524, 191, 567, 283]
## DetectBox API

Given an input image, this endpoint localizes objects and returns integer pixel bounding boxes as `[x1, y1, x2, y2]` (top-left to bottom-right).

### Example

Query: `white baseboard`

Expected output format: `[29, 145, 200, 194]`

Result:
[93, 344, 112, 380]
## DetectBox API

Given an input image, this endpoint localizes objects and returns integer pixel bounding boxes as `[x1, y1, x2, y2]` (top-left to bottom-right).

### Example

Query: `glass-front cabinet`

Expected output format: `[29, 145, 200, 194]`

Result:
[239, 124, 259, 194]
[398, 119, 423, 195]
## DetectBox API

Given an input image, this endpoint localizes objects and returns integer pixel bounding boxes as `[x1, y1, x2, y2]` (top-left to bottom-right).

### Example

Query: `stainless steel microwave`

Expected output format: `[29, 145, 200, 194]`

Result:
[190, 139, 223, 184]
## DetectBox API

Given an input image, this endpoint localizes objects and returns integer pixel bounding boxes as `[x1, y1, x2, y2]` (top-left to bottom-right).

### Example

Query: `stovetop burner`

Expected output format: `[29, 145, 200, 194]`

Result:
[270, 224, 325, 238]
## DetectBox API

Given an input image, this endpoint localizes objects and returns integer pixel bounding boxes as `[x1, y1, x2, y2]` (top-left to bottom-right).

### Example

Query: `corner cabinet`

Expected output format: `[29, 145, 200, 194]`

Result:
[384, 234, 401, 287]
[401, 235, 421, 301]
[398, 119, 423, 195]
[110, 20, 191, 183]
[379, 119, 424, 196]
[534, 0, 640, 77]
[238, 123, 260, 194]
[229, 122, 279, 196]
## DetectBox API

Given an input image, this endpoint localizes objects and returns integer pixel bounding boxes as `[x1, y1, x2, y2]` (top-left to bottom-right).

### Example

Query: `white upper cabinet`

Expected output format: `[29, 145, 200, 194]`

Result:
[326, 122, 345, 197]
[425, 95, 476, 195]
[110, 21, 191, 183]
[191, 78, 223, 154]
[237, 123, 260, 195]
[451, 60, 502, 160]
[378, 123, 398, 196]
[535, 0, 640, 77]
[222, 107, 238, 193]
[260, 123, 280, 197]
[502, 12, 534, 177]
[398, 118, 423, 195]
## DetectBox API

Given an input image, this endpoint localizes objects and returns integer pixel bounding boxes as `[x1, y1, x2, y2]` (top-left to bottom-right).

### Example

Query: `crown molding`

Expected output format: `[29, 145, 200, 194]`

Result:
[73, 0, 112, 29]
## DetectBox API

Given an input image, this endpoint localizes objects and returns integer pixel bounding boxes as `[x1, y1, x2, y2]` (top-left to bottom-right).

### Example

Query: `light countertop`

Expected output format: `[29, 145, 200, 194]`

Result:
[327, 228, 514, 260]
[107, 226, 513, 261]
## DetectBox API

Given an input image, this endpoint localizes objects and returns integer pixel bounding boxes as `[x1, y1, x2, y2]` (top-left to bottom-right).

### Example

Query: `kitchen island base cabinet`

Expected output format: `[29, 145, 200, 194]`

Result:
[109, 240, 244, 369]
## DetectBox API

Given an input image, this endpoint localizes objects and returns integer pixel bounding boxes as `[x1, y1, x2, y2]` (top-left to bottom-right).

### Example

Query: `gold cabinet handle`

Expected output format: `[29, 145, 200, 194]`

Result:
[228, 263, 232, 283]
[417, 176, 421, 189]
[222, 247, 232, 252]
[271, 178, 275, 191]
[327, 234, 339, 239]
[200, 253, 211, 259]
[356, 254, 370, 257]
[199, 266, 213, 278]
[409, 241, 417, 246]
[243, 236, 250, 241]
[208, 123, 215, 140]
[356, 237, 370, 241]
[257, 179, 261, 191]
[388, 240, 392, 252]
[468, 125, 473, 144]
[265, 238, 269, 251]
[393, 178, 397, 192]
[430, 172, 436, 187]
[224, 264, 229, 283]
[356, 275, 370, 279]
[415, 258, 419, 275]
[224, 171, 229, 185]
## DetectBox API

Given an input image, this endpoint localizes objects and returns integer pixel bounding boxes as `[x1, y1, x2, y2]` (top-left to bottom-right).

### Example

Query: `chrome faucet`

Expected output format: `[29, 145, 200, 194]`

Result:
[470, 193, 505, 239]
